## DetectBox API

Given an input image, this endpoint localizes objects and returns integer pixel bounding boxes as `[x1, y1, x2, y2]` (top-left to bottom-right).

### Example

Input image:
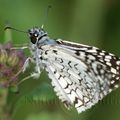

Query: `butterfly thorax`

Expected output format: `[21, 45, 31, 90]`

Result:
[28, 27, 59, 72]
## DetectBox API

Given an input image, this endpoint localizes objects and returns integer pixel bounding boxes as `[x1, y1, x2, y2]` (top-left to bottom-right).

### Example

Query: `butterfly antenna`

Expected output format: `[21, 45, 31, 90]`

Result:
[41, 5, 52, 29]
[4, 26, 28, 33]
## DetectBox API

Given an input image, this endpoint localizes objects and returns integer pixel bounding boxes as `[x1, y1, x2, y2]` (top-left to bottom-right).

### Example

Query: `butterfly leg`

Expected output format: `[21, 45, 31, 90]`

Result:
[10, 44, 29, 50]
[11, 46, 29, 50]
[16, 57, 41, 85]
[22, 57, 35, 72]
[17, 67, 41, 85]
[30, 60, 41, 79]
[30, 71, 40, 79]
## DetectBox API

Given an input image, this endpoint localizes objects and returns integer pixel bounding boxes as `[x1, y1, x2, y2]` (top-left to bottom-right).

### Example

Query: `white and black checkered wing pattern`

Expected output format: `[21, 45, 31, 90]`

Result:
[41, 39, 120, 113]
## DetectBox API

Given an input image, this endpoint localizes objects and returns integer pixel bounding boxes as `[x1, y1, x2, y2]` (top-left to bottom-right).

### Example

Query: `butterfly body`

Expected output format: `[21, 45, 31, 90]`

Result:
[26, 27, 120, 113]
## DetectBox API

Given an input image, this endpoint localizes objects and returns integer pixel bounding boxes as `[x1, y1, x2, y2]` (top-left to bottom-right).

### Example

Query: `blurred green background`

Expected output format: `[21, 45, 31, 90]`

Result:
[0, 0, 120, 120]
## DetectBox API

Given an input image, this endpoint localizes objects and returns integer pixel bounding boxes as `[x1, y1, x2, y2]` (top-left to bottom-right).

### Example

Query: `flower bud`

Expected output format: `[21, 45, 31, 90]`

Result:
[0, 42, 26, 89]
[0, 50, 8, 64]
[7, 51, 19, 67]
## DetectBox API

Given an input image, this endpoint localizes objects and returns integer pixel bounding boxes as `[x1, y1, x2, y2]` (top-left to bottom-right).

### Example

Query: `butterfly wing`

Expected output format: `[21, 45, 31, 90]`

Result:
[40, 39, 120, 113]
[56, 39, 120, 90]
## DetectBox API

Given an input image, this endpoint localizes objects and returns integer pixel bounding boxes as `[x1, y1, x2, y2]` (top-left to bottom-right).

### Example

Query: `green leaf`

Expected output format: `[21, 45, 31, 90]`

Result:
[25, 83, 56, 102]
[12, 83, 56, 118]
[26, 112, 66, 120]
[9, 85, 19, 93]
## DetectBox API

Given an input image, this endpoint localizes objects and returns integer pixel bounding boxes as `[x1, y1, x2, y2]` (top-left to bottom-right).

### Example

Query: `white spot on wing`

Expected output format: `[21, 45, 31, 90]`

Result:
[111, 68, 117, 74]
[87, 49, 96, 53]
[75, 99, 83, 108]
[58, 77, 68, 88]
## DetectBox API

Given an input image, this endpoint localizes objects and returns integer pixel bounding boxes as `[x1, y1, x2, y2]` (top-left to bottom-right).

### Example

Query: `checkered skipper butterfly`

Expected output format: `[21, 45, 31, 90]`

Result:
[6, 26, 120, 113]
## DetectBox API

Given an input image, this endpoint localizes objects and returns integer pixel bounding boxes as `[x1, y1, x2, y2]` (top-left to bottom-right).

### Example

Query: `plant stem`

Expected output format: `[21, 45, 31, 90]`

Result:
[0, 88, 11, 120]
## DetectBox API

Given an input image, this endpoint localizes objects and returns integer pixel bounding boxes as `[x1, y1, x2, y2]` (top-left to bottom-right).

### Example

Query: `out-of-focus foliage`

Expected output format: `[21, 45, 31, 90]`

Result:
[26, 112, 66, 120]
[0, 0, 120, 120]
[14, 83, 56, 108]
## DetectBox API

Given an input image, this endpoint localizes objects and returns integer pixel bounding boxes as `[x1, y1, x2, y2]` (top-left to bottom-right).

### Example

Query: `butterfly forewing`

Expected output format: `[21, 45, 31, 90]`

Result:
[38, 39, 120, 113]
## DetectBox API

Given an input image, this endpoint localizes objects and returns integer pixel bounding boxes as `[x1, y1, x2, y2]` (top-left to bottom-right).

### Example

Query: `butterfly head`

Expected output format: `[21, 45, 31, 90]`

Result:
[28, 27, 48, 44]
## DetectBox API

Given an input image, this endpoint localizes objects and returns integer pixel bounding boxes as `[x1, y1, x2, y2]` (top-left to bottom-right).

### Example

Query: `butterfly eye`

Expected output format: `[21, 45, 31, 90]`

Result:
[30, 34, 37, 44]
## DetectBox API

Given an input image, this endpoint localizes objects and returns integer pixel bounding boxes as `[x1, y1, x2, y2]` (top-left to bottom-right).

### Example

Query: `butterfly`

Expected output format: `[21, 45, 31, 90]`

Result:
[21, 27, 120, 113]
